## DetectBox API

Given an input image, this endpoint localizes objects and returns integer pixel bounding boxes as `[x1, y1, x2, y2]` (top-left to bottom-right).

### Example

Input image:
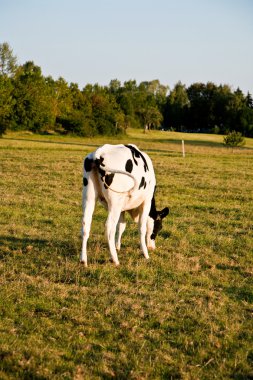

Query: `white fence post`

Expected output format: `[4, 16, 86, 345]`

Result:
[182, 140, 185, 157]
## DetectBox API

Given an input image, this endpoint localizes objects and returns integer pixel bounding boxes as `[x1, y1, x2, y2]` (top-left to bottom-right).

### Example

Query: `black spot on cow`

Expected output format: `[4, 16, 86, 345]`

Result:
[125, 159, 133, 173]
[104, 173, 115, 189]
[99, 156, 105, 167]
[139, 176, 146, 190]
[95, 158, 106, 178]
[125, 144, 139, 166]
[149, 193, 157, 220]
[83, 177, 88, 186]
[84, 157, 93, 172]
[125, 145, 149, 172]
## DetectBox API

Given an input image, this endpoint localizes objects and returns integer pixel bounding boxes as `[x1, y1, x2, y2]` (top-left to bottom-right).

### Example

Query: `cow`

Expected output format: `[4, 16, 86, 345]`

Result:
[81, 144, 169, 266]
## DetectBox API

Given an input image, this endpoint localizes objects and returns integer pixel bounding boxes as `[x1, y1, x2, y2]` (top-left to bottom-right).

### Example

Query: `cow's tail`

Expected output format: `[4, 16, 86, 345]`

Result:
[93, 146, 139, 193]
[97, 164, 139, 194]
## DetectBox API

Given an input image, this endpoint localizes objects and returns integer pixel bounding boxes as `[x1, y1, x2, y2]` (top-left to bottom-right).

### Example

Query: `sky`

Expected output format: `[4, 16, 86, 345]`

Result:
[1, 0, 253, 94]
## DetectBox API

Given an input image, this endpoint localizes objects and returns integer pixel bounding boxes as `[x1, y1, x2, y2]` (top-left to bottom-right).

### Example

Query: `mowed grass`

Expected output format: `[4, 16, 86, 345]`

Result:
[0, 130, 253, 379]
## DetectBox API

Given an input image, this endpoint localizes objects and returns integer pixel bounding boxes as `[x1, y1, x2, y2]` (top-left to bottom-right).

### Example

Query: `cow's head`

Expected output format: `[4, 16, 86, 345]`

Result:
[150, 207, 169, 240]
[148, 193, 169, 249]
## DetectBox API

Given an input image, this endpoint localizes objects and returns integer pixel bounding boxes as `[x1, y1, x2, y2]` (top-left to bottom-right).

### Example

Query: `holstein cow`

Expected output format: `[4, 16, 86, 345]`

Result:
[81, 144, 169, 266]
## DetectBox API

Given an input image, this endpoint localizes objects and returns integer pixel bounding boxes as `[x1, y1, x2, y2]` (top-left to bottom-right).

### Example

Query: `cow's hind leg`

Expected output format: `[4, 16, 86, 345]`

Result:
[81, 173, 97, 266]
[116, 212, 126, 251]
[106, 205, 123, 266]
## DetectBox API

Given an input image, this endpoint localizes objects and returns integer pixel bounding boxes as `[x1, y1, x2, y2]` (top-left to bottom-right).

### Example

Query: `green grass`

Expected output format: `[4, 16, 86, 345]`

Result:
[0, 130, 253, 379]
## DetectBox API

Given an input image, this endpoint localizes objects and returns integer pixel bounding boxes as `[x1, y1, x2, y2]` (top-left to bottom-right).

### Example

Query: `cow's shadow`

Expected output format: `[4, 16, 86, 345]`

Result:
[0, 234, 110, 265]
[0, 235, 78, 260]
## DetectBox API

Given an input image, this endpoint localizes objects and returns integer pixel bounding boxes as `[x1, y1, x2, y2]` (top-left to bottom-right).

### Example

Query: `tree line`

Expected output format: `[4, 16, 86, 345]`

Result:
[1, 42, 253, 137]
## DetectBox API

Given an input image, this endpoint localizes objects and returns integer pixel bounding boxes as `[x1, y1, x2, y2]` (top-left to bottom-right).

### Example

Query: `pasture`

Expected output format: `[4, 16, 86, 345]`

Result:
[0, 130, 253, 379]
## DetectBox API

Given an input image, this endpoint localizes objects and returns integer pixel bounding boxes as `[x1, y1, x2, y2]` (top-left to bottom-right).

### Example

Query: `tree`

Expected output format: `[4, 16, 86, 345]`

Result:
[0, 42, 18, 77]
[11, 61, 55, 131]
[109, 79, 121, 94]
[164, 81, 189, 131]
[186, 82, 216, 132]
[0, 74, 14, 136]
[245, 92, 253, 108]
[223, 131, 245, 149]
[144, 106, 163, 131]
[116, 80, 139, 128]
[211, 84, 232, 134]
[0, 43, 17, 135]
[60, 82, 94, 136]
[85, 85, 125, 135]
[123, 79, 137, 93]
[147, 80, 168, 126]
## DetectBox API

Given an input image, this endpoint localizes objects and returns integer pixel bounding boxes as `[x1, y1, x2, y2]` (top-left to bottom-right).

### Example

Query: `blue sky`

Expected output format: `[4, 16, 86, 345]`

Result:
[1, 0, 253, 93]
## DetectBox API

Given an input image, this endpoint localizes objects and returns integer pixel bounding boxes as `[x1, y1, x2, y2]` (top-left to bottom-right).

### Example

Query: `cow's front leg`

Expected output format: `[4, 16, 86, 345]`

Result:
[146, 216, 156, 250]
[139, 202, 151, 260]
[116, 212, 126, 251]
[106, 207, 122, 266]
[80, 174, 97, 266]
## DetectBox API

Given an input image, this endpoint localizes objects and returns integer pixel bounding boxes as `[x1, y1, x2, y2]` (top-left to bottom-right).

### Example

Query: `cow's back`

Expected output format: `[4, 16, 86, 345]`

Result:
[92, 144, 156, 210]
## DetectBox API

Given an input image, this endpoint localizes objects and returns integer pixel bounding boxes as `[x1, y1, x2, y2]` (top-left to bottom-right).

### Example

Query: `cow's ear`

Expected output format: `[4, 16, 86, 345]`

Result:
[159, 207, 169, 219]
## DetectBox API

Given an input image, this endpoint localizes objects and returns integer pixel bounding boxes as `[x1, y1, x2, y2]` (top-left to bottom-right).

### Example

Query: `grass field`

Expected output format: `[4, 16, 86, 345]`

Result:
[0, 130, 253, 379]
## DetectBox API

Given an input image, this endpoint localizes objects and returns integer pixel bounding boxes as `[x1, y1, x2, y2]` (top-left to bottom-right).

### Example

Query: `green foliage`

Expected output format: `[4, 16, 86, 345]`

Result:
[164, 81, 189, 131]
[224, 130, 246, 148]
[182, 83, 253, 136]
[11, 61, 56, 132]
[1, 42, 253, 137]
[90, 91, 124, 136]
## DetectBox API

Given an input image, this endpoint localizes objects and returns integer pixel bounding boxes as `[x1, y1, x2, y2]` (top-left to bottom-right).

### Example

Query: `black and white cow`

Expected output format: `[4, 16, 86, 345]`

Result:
[81, 144, 169, 266]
